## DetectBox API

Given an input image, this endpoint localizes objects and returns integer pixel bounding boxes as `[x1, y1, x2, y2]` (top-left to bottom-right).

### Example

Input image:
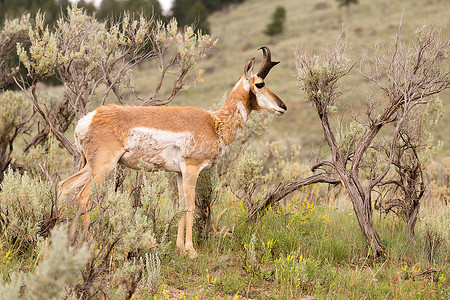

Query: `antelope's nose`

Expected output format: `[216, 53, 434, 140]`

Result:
[275, 102, 287, 116]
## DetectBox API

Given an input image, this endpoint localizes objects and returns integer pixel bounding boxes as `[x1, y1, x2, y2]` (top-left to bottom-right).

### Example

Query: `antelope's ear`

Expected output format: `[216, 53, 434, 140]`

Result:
[244, 58, 255, 80]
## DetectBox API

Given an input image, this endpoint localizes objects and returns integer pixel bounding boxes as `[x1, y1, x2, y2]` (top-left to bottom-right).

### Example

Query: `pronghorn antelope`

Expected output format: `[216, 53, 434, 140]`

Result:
[58, 46, 286, 258]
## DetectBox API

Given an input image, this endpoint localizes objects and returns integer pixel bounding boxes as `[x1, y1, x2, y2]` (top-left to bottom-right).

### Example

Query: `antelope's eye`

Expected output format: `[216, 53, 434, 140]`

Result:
[255, 82, 265, 89]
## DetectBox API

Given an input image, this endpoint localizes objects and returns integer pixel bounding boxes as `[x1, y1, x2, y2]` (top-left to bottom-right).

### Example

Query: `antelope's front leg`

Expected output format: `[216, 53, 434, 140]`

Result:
[176, 174, 186, 254]
[182, 165, 201, 259]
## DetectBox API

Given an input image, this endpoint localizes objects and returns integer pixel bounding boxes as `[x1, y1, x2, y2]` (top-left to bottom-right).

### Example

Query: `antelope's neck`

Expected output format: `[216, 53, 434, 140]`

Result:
[213, 77, 251, 147]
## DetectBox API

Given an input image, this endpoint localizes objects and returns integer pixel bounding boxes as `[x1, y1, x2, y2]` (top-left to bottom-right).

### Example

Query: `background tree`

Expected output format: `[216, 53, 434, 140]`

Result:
[124, 0, 162, 15]
[0, 14, 30, 90]
[202, 0, 221, 12]
[264, 6, 286, 37]
[76, 0, 97, 15]
[336, 0, 358, 7]
[171, 0, 191, 25]
[0, 15, 31, 183]
[336, 0, 358, 17]
[170, 0, 247, 33]
[294, 23, 449, 256]
[202, 0, 246, 12]
[98, 0, 162, 20]
[172, 0, 210, 33]
[98, 0, 126, 20]
[185, 0, 210, 34]
[0, 0, 71, 25]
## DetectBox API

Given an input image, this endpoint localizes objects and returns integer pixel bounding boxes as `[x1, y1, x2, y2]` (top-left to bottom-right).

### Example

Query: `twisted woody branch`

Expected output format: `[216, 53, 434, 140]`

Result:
[294, 22, 449, 256]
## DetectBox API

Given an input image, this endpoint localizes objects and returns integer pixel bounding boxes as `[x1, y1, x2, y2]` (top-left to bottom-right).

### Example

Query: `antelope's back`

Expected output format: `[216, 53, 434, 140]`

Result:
[77, 105, 222, 169]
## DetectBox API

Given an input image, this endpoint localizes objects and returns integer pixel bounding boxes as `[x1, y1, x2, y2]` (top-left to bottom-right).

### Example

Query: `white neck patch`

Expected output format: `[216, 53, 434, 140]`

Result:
[233, 76, 250, 93]
[242, 77, 250, 92]
[237, 101, 248, 122]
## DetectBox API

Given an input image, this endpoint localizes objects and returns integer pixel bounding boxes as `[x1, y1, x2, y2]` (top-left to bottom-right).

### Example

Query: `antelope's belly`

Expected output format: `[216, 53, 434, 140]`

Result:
[119, 127, 193, 172]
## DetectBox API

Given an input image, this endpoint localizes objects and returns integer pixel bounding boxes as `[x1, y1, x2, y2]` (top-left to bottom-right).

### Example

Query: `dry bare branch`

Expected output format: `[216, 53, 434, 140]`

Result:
[295, 21, 449, 256]
[247, 173, 340, 221]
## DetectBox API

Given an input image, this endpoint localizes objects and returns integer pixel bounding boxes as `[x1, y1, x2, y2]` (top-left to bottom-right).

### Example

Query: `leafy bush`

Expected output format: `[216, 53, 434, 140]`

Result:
[12, 133, 72, 181]
[0, 169, 56, 251]
[0, 225, 89, 299]
[139, 252, 161, 294]
[195, 167, 220, 238]
[0, 164, 173, 298]
[418, 215, 449, 264]
[74, 170, 174, 298]
[88, 177, 163, 261]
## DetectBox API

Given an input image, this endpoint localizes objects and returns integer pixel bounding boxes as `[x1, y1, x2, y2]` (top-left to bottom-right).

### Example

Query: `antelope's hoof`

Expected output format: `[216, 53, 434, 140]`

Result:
[186, 248, 198, 259]
[177, 245, 187, 256]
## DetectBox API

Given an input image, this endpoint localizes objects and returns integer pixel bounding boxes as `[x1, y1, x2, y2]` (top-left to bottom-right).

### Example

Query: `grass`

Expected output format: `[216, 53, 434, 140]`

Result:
[146, 195, 449, 299]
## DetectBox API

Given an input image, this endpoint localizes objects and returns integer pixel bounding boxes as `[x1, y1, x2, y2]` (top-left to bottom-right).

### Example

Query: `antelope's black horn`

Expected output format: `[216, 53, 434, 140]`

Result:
[256, 46, 280, 79]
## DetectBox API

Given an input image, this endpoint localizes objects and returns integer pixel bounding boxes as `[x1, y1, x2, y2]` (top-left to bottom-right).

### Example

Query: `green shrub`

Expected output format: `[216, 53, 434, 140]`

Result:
[418, 215, 449, 265]
[75, 170, 174, 297]
[12, 133, 72, 180]
[89, 179, 158, 261]
[195, 167, 220, 238]
[0, 169, 56, 251]
[0, 225, 89, 299]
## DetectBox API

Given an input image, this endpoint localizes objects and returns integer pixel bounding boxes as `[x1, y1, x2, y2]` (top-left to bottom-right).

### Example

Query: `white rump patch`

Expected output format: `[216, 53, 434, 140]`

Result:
[74, 111, 95, 152]
[75, 111, 95, 140]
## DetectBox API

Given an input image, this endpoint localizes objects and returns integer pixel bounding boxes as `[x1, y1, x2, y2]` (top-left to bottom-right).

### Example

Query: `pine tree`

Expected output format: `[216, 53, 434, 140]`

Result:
[336, 0, 359, 17]
[171, 0, 194, 26]
[0, 0, 70, 25]
[172, 0, 210, 33]
[336, 0, 359, 7]
[98, 0, 123, 20]
[185, 0, 210, 33]
[264, 6, 286, 37]
[124, 0, 163, 16]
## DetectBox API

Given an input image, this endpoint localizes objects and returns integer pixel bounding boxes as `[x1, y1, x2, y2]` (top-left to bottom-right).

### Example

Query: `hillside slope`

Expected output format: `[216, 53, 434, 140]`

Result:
[138, 0, 450, 155]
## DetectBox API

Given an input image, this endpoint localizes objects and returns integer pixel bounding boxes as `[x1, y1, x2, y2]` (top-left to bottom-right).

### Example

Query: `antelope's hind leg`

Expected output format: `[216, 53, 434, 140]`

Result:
[58, 164, 91, 200]
[76, 149, 125, 240]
